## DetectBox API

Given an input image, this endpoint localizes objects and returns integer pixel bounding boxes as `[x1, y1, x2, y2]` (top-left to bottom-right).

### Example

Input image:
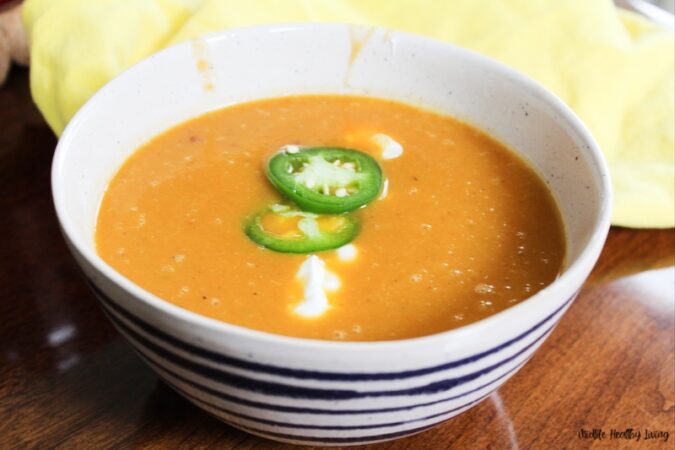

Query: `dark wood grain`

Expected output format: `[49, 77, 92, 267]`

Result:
[0, 68, 673, 449]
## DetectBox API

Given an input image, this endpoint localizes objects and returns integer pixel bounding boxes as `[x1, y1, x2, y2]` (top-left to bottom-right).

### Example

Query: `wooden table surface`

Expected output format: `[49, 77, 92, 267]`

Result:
[1, 68, 673, 449]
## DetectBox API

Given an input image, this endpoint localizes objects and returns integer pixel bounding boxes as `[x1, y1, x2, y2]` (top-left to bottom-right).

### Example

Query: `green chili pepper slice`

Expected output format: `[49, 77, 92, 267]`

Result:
[266, 146, 383, 214]
[245, 204, 360, 253]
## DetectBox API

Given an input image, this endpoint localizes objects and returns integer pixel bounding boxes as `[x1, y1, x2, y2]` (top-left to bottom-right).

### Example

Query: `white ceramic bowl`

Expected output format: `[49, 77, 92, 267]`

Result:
[52, 24, 611, 446]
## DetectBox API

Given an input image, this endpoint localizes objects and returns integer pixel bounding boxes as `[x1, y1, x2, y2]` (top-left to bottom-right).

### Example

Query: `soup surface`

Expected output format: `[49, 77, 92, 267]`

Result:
[96, 95, 565, 341]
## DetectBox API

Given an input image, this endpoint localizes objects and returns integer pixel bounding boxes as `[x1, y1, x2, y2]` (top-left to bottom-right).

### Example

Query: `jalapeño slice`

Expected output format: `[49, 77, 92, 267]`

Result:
[267, 147, 383, 214]
[245, 204, 360, 253]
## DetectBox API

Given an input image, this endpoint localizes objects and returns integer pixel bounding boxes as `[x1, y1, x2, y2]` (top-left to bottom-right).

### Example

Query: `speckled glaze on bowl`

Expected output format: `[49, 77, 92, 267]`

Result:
[52, 24, 611, 446]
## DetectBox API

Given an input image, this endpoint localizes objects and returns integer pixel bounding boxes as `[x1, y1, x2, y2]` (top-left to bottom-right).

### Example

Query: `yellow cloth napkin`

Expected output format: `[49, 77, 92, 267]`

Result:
[23, 0, 675, 228]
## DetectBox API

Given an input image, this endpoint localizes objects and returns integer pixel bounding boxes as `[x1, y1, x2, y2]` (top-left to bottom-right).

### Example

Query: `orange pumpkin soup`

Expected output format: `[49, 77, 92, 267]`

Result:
[96, 95, 565, 341]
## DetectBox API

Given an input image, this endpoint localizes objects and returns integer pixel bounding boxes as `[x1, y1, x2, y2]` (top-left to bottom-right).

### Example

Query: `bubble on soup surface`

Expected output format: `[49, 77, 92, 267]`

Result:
[474, 283, 495, 294]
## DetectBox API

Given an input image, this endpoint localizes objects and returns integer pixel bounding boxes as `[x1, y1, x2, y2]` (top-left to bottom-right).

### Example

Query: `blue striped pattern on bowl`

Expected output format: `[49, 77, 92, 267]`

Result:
[89, 280, 573, 446]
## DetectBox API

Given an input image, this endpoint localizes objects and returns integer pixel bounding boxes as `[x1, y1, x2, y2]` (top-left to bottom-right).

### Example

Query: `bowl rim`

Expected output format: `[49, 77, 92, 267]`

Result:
[52, 23, 612, 352]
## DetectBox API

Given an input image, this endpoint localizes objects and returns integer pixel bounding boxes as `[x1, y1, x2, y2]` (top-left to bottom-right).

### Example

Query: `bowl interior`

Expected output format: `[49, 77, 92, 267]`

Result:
[53, 24, 611, 340]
